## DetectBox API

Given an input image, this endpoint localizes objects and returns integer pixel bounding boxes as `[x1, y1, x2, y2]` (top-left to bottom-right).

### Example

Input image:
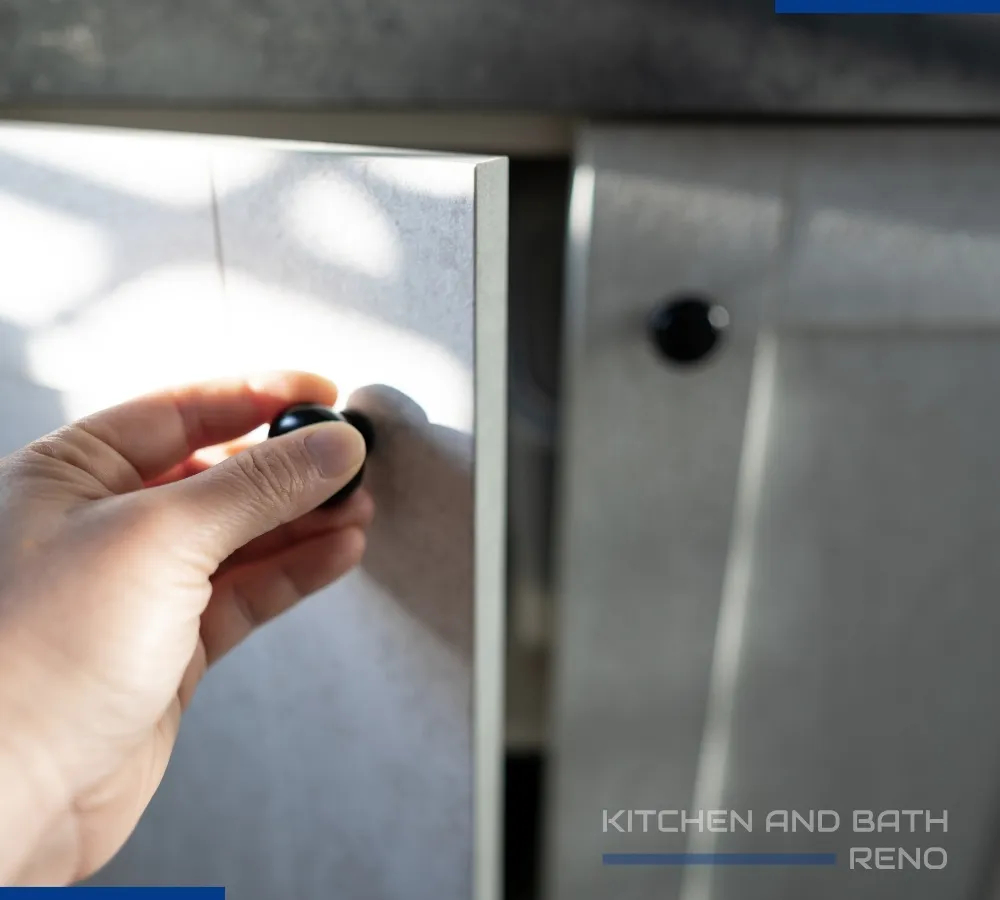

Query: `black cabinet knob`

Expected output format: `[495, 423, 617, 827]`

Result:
[268, 403, 374, 508]
[648, 295, 729, 365]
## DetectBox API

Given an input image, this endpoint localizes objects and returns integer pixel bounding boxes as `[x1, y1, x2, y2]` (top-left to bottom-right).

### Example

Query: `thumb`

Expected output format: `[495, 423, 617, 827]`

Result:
[158, 421, 367, 562]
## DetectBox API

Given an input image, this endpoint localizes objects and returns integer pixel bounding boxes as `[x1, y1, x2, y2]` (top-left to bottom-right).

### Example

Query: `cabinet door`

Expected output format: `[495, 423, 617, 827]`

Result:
[0, 123, 507, 900]
[549, 126, 1000, 900]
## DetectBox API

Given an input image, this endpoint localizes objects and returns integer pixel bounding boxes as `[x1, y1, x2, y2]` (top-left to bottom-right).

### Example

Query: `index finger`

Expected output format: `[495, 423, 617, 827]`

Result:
[75, 371, 339, 485]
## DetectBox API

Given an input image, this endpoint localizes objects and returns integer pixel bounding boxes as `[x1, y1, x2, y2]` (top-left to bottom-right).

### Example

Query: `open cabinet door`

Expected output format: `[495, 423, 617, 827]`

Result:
[0, 123, 507, 900]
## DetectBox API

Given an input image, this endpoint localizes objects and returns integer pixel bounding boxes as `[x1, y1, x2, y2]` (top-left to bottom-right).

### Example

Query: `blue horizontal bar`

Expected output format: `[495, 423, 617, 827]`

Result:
[0, 891, 223, 898]
[603, 853, 837, 866]
[777, 0, 1000, 11]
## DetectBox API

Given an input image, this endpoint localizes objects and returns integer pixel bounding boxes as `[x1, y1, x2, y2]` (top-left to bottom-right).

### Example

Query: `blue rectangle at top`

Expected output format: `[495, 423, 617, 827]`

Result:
[778, 0, 1000, 10]
[0, 891, 223, 898]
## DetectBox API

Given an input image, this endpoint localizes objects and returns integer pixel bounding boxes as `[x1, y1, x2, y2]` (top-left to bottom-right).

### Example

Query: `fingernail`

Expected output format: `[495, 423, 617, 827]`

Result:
[304, 423, 367, 478]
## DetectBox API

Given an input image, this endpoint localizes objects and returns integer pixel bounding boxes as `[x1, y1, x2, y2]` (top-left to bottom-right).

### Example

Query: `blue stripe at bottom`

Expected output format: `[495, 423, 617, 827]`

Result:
[603, 852, 837, 866]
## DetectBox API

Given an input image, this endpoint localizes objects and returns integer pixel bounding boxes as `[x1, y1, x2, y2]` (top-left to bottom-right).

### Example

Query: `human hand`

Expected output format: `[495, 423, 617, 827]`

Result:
[0, 372, 373, 886]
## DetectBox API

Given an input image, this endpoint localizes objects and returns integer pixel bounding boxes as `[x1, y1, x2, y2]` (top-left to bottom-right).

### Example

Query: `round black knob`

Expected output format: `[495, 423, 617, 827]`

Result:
[648, 295, 729, 365]
[267, 403, 374, 508]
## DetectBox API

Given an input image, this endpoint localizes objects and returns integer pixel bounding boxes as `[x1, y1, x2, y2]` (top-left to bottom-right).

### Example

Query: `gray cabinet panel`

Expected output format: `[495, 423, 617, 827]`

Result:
[550, 126, 1000, 900]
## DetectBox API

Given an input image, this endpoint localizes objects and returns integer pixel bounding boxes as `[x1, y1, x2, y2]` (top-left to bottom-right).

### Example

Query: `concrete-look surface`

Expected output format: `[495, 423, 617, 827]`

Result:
[2, 1, 1000, 113]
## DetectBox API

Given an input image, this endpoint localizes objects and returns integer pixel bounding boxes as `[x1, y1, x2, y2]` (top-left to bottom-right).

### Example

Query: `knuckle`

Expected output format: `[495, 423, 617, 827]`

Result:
[1, 430, 76, 483]
[22, 426, 98, 474]
[234, 448, 308, 503]
[24, 428, 76, 464]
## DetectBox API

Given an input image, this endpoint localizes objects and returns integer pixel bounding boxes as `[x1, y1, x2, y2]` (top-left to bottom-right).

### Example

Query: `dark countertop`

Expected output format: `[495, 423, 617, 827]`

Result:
[2, 0, 1000, 114]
